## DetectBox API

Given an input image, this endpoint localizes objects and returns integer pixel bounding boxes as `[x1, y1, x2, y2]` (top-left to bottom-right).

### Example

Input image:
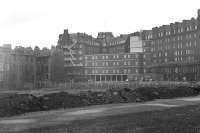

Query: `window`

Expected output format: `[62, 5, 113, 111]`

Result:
[116, 69, 119, 73]
[194, 41, 197, 47]
[189, 34, 192, 39]
[102, 70, 105, 73]
[174, 51, 178, 56]
[92, 69, 95, 74]
[0, 63, 3, 71]
[128, 69, 131, 73]
[136, 69, 138, 73]
[124, 69, 127, 73]
[194, 33, 197, 38]
[78, 51, 82, 54]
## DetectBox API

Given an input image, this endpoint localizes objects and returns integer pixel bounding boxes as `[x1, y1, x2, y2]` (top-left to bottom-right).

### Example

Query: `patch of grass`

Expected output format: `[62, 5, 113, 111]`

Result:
[20, 104, 200, 133]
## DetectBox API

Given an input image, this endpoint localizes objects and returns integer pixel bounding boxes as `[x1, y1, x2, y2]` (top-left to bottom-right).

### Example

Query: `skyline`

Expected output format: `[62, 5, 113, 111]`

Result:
[0, 0, 200, 48]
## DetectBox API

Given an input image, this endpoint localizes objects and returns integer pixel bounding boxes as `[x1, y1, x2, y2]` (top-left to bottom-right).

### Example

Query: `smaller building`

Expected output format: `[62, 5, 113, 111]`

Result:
[35, 46, 65, 88]
[34, 47, 51, 88]
[9, 46, 35, 89]
[84, 52, 144, 82]
[0, 44, 11, 89]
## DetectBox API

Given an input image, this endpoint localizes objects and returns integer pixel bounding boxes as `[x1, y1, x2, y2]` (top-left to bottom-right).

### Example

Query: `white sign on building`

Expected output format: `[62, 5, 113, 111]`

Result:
[130, 36, 143, 52]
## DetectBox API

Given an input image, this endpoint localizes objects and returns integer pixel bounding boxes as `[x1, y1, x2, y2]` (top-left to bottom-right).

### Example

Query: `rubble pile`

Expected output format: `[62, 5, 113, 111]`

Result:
[1, 85, 200, 117]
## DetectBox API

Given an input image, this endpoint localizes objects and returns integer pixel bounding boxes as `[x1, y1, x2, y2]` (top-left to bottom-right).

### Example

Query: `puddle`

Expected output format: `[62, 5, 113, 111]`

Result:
[0, 119, 36, 124]
[143, 103, 179, 107]
[64, 108, 107, 115]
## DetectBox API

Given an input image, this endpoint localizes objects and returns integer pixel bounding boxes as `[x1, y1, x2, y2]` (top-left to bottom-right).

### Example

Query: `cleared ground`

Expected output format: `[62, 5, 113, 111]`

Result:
[1, 96, 200, 133]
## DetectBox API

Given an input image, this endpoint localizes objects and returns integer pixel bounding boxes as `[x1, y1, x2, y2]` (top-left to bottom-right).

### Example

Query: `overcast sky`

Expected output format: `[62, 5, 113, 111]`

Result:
[0, 0, 200, 48]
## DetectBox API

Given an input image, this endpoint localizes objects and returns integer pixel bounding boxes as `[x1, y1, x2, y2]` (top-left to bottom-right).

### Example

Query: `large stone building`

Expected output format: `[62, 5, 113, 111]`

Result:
[142, 9, 200, 81]
[57, 30, 150, 82]
[5, 9, 200, 89]
[0, 44, 65, 89]
[34, 46, 65, 88]
[0, 44, 11, 89]
[9, 46, 36, 89]
[84, 52, 144, 82]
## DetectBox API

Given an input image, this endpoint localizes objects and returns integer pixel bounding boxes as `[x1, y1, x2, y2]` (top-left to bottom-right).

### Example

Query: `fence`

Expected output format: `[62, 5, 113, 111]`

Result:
[49, 81, 194, 91]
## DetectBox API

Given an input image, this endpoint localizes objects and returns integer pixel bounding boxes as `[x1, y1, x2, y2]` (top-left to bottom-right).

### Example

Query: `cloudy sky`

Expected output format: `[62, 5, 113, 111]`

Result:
[0, 0, 200, 48]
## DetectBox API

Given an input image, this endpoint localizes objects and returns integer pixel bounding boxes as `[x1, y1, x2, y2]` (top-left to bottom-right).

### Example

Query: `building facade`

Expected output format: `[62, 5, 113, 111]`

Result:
[142, 9, 200, 81]
[34, 47, 65, 88]
[8, 46, 36, 89]
[84, 52, 144, 82]
[0, 44, 11, 89]
[0, 44, 65, 89]
[57, 30, 148, 82]
[34, 47, 51, 88]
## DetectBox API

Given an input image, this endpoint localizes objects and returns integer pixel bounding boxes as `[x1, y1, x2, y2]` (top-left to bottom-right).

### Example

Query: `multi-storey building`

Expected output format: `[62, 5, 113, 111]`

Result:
[84, 52, 144, 82]
[96, 32, 129, 53]
[142, 9, 200, 81]
[0, 44, 65, 89]
[34, 47, 51, 88]
[9, 46, 35, 89]
[34, 46, 65, 88]
[0, 44, 11, 89]
[57, 30, 148, 82]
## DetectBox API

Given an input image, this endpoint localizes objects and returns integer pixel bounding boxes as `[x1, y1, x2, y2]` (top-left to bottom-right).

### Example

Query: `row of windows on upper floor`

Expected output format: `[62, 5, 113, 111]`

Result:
[158, 66, 198, 73]
[84, 54, 141, 60]
[102, 40, 126, 46]
[151, 33, 197, 44]
[85, 69, 139, 74]
[152, 49, 195, 58]
[85, 61, 143, 67]
[152, 56, 195, 64]
[151, 40, 197, 51]
[145, 25, 198, 39]
[74, 39, 100, 46]
[75, 40, 126, 47]
[0, 63, 9, 71]
[69, 48, 125, 55]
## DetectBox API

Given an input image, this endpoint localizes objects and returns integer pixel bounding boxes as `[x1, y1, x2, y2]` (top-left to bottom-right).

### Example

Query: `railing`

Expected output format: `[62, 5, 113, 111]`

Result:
[47, 81, 193, 90]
